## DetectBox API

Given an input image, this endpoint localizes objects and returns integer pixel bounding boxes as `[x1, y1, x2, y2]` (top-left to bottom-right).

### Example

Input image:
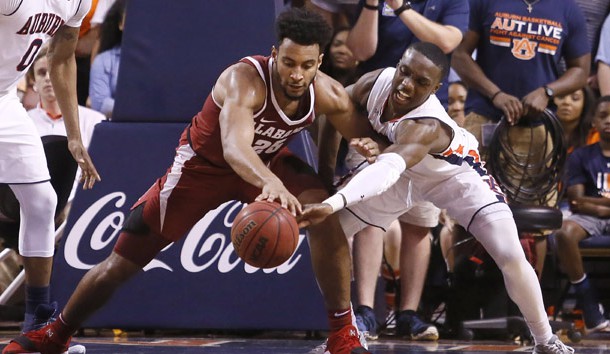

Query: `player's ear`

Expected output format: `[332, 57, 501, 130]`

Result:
[271, 46, 277, 59]
[433, 82, 442, 94]
[318, 53, 324, 69]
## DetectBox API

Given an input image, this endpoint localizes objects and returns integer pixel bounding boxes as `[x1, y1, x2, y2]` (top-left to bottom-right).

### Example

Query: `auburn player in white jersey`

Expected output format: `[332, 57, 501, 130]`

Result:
[299, 42, 574, 354]
[1, 0, 99, 353]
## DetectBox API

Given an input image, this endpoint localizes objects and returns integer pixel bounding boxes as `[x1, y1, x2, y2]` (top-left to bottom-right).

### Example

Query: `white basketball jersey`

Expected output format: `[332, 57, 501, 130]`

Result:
[366, 68, 489, 183]
[0, 0, 91, 96]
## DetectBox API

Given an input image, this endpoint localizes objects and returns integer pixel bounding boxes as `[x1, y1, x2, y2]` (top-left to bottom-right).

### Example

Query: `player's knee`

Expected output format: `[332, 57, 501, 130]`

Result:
[20, 184, 57, 220]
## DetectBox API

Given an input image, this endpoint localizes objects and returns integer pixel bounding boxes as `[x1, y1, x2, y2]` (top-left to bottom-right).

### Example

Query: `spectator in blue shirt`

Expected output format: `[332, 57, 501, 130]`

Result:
[89, 0, 127, 118]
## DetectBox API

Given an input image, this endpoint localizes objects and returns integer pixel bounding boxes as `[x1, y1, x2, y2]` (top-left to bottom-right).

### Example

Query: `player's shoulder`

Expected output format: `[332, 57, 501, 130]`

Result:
[313, 71, 350, 113]
[0, 0, 22, 16]
[221, 61, 265, 89]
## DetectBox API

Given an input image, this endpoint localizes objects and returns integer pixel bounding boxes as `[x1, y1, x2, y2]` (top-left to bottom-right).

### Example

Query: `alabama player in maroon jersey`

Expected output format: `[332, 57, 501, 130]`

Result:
[4, 7, 377, 354]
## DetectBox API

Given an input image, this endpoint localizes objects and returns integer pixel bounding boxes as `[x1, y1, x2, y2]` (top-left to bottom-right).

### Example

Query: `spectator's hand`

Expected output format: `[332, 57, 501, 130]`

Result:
[68, 139, 101, 189]
[296, 203, 333, 228]
[255, 179, 301, 216]
[569, 200, 595, 215]
[349, 137, 380, 163]
[522, 87, 549, 119]
[492, 91, 523, 125]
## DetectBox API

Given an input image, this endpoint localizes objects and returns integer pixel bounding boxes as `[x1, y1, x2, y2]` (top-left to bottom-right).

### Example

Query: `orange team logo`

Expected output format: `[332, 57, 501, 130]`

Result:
[511, 38, 538, 60]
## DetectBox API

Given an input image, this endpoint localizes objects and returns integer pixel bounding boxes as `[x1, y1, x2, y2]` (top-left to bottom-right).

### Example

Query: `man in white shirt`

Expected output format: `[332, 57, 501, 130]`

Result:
[27, 46, 106, 210]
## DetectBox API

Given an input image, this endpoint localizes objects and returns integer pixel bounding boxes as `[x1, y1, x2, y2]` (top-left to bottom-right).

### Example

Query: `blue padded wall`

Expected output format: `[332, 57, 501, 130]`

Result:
[113, 0, 285, 122]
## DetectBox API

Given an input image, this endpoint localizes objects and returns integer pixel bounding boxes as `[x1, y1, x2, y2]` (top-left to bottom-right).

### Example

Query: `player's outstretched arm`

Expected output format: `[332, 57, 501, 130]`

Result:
[298, 119, 443, 227]
[49, 25, 100, 189]
[217, 64, 301, 215]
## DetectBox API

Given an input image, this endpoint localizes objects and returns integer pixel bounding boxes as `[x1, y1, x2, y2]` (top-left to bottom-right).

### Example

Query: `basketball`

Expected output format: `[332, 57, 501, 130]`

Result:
[231, 201, 300, 268]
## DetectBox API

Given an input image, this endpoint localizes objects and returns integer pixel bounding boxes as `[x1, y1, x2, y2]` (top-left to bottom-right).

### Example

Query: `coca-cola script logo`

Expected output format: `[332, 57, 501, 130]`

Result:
[63, 192, 306, 274]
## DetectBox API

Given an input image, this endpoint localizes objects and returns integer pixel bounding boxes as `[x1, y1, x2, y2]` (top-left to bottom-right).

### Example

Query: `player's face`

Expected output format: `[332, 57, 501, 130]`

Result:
[390, 50, 442, 115]
[32, 57, 56, 102]
[593, 101, 610, 140]
[273, 38, 322, 100]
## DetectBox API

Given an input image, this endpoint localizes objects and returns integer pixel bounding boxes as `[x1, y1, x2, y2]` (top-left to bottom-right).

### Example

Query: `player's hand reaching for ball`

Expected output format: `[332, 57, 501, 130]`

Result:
[255, 178, 302, 216]
[296, 203, 333, 228]
[68, 139, 101, 190]
[350, 137, 380, 163]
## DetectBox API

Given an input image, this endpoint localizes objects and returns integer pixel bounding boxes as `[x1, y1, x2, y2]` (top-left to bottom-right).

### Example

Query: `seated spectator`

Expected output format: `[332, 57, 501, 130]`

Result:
[553, 86, 598, 155]
[317, 26, 360, 177]
[27, 47, 106, 222]
[554, 95, 610, 335]
[447, 80, 467, 127]
[89, 0, 127, 118]
[321, 26, 360, 87]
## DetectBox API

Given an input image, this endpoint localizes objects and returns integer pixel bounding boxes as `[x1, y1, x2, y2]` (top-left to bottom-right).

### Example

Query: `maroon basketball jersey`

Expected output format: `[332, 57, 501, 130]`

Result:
[184, 55, 316, 168]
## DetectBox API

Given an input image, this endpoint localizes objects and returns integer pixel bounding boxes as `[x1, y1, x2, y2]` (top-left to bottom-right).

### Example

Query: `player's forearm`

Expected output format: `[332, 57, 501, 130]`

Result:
[223, 145, 282, 190]
[49, 56, 82, 142]
[323, 152, 406, 212]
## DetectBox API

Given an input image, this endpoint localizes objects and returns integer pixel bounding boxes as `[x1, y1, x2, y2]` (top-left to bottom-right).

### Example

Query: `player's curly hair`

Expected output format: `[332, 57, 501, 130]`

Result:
[275, 7, 332, 52]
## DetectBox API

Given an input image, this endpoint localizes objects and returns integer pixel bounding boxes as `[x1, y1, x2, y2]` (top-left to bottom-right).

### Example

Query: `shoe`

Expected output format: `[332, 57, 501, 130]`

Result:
[355, 306, 378, 340]
[22, 302, 58, 333]
[396, 310, 439, 341]
[584, 318, 609, 336]
[583, 303, 609, 335]
[324, 324, 371, 354]
[2, 323, 71, 354]
[532, 335, 574, 353]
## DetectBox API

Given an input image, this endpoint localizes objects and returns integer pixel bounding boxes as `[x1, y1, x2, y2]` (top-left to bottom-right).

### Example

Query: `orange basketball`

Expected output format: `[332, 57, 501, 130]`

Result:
[231, 201, 299, 268]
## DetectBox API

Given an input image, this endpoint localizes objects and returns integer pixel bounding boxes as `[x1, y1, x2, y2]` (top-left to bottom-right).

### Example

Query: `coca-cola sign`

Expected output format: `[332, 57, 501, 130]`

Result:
[63, 192, 306, 274]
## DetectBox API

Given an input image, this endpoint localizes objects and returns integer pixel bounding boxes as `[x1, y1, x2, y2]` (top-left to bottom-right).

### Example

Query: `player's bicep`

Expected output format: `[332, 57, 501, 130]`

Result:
[219, 98, 257, 150]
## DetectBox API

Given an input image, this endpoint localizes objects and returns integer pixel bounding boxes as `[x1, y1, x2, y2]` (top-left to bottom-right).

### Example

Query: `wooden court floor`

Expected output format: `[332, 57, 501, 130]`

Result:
[1, 327, 609, 353]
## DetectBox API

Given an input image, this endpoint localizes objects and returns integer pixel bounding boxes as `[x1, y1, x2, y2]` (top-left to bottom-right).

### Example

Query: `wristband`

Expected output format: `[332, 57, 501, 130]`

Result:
[490, 90, 502, 102]
[363, 3, 378, 10]
[323, 193, 347, 213]
[394, 1, 412, 16]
